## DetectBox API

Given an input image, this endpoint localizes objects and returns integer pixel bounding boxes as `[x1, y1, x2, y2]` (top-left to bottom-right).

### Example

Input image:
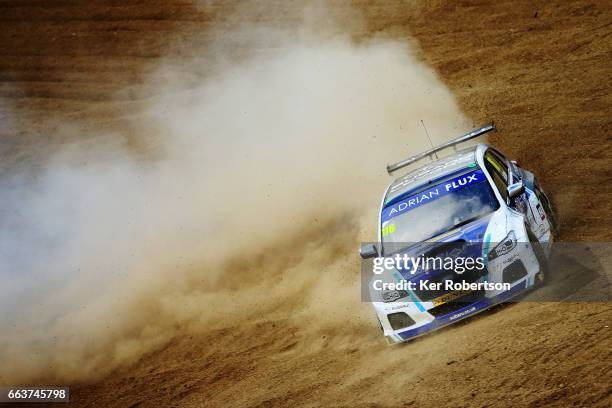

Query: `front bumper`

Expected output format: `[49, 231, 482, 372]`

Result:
[384, 280, 530, 343]
[378, 242, 545, 344]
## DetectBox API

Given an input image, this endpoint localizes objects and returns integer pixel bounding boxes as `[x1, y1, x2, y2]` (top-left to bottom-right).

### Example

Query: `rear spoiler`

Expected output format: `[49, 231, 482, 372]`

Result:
[386, 122, 496, 174]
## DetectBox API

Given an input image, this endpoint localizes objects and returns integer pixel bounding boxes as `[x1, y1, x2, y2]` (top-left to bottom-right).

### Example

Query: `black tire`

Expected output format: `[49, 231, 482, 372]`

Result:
[526, 226, 548, 286]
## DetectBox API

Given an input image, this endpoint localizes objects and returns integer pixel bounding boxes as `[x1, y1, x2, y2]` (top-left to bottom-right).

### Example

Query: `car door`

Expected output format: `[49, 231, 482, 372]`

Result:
[487, 149, 551, 240]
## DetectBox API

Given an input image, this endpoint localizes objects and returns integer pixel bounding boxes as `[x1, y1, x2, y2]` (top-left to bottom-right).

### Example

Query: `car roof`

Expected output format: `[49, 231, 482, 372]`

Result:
[385, 144, 485, 204]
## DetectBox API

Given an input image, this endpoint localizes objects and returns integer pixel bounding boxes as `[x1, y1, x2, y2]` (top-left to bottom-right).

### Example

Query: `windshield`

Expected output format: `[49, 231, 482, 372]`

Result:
[381, 168, 499, 250]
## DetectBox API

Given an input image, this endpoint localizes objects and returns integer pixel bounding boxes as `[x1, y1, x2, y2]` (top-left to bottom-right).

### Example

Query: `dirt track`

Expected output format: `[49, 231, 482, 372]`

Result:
[1, 1, 611, 407]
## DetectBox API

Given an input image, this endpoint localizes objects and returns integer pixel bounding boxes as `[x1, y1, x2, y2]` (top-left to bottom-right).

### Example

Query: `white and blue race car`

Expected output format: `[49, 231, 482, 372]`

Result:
[360, 123, 556, 343]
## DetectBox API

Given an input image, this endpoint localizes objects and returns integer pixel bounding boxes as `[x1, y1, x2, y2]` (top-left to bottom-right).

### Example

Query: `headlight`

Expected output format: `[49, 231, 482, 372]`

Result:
[488, 231, 517, 261]
[381, 290, 409, 303]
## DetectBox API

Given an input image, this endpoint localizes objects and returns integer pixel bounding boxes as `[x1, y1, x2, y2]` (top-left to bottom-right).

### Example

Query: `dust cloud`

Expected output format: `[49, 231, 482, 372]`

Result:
[0, 3, 468, 385]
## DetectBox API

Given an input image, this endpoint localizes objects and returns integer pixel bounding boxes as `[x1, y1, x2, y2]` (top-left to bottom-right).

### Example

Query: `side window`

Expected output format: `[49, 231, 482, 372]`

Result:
[491, 148, 523, 183]
[484, 150, 509, 201]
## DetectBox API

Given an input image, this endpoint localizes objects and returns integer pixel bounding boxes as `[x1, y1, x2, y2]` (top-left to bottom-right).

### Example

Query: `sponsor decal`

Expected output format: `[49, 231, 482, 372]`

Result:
[537, 203, 546, 220]
[381, 170, 487, 222]
[514, 194, 528, 213]
[432, 290, 472, 307]
[449, 306, 477, 321]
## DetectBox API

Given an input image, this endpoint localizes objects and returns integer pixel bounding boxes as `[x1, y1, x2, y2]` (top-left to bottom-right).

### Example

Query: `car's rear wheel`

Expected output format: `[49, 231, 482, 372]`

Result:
[526, 225, 548, 285]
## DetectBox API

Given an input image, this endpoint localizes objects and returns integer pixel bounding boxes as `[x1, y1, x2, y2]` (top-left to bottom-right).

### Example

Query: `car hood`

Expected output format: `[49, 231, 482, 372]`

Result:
[389, 214, 495, 280]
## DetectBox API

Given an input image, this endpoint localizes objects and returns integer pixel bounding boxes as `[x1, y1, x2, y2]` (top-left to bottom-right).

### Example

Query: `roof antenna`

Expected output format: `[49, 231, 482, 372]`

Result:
[420, 120, 438, 160]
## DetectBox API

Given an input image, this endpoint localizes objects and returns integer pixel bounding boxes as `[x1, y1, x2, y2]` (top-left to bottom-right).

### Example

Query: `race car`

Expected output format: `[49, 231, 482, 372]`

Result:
[360, 123, 556, 343]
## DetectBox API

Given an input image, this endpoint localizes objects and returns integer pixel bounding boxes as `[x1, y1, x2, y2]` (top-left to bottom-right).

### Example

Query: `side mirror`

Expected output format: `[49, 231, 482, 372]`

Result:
[507, 180, 525, 199]
[360, 243, 379, 259]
